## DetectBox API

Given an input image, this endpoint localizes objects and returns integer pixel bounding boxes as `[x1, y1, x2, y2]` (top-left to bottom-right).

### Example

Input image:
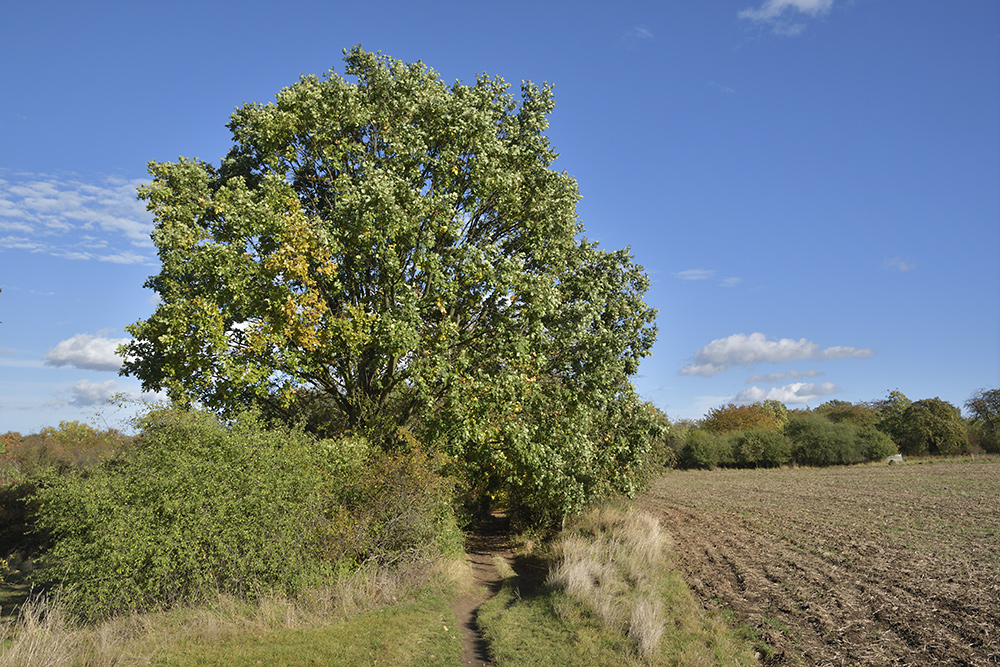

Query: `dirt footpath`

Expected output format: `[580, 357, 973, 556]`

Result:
[449, 514, 515, 667]
[639, 462, 1000, 666]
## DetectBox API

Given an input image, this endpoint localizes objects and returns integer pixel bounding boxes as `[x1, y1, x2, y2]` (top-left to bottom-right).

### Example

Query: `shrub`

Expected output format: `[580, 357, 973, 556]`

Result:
[785, 413, 862, 466]
[34, 409, 337, 620]
[966, 388, 1000, 453]
[6, 422, 130, 478]
[32, 408, 462, 622]
[701, 403, 784, 434]
[679, 429, 734, 469]
[857, 426, 898, 460]
[897, 398, 969, 456]
[736, 429, 792, 468]
[325, 445, 463, 565]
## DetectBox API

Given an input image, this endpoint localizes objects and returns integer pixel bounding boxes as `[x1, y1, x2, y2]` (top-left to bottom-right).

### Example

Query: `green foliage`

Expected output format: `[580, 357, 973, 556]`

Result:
[0, 480, 46, 559]
[735, 429, 792, 468]
[813, 400, 878, 428]
[639, 403, 678, 477]
[856, 426, 898, 461]
[121, 47, 657, 524]
[34, 409, 336, 620]
[325, 445, 463, 565]
[874, 389, 912, 445]
[897, 398, 968, 456]
[701, 402, 785, 434]
[31, 407, 462, 622]
[965, 388, 1000, 453]
[4, 421, 130, 478]
[784, 412, 891, 466]
[679, 430, 735, 469]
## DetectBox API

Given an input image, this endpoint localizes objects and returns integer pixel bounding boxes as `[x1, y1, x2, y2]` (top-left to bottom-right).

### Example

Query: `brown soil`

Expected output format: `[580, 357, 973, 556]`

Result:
[450, 513, 549, 666]
[639, 460, 1000, 666]
[449, 513, 516, 667]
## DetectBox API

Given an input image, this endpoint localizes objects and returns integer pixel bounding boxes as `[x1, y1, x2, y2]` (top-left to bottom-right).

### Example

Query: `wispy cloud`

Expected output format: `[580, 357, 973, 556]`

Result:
[621, 25, 654, 50]
[48, 379, 165, 408]
[734, 381, 839, 405]
[0, 171, 154, 265]
[680, 332, 874, 377]
[882, 256, 916, 272]
[746, 368, 823, 384]
[674, 269, 744, 287]
[738, 0, 834, 35]
[707, 81, 737, 95]
[44, 333, 130, 372]
[675, 269, 716, 281]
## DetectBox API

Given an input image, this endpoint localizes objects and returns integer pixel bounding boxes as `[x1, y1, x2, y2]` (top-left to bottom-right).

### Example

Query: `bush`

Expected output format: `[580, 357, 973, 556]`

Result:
[679, 429, 734, 469]
[32, 407, 462, 621]
[34, 409, 339, 620]
[5, 422, 130, 478]
[785, 413, 863, 466]
[735, 429, 792, 468]
[785, 413, 898, 466]
[324, 445, 463, 565]
[857, 426, 898, 461]
[897, 398, 969, 456]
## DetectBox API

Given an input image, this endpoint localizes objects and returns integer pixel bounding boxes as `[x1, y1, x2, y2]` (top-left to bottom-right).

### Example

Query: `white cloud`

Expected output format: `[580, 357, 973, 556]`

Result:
[746, 369, 823, 384]
[680, 332, 874, 376]
[675, 269, 716, 281]
[621, 25, 654, 50]
[631, 26, 653, 40]
[0, 171, 155, 265]
[44, 333, 130, 371]
[734, 381, 839, 405]
[707, 81, 737, 95]
[45, 379, 167, 409]
[882, 257, 916, 272]
[674, 269, 743, 287]
[739, 0, 833, 34]
[65, 379, 121, 407]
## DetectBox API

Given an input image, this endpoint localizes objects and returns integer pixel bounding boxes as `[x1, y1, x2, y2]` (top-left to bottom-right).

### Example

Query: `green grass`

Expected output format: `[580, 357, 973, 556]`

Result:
[477, 505, 759, 666]
[0, 561, 469, 667]
[151, 592, 462, 667]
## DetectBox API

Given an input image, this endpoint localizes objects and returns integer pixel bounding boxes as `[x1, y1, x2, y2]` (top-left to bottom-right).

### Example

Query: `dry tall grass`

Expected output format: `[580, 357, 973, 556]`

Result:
[0, 559, 463, 667]
[547, 506, 672, 659]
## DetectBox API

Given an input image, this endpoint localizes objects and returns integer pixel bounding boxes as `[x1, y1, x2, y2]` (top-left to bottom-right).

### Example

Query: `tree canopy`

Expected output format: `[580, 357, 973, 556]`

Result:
[121, 47, 658, 521]
[965, 388, 1000, 453]
[897, 397, 968, 456]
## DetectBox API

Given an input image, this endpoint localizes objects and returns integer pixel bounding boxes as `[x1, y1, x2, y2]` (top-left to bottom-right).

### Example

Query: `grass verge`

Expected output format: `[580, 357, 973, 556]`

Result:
[477, 504, 759, 666]
[0, 559, 468, 667]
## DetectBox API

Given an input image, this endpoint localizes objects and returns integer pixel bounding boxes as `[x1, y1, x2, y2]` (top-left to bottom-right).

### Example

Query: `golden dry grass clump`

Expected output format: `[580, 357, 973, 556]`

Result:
[547, 506, 672, 658]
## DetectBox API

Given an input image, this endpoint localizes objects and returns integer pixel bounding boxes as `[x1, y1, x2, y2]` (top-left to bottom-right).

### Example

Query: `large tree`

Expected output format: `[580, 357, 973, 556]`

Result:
[897, 397, 968, 456]
[122, 48, 657, 520]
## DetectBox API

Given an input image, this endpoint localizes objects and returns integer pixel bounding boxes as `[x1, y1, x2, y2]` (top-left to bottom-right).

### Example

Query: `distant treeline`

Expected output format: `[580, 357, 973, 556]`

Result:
[644, 388, 999, 471]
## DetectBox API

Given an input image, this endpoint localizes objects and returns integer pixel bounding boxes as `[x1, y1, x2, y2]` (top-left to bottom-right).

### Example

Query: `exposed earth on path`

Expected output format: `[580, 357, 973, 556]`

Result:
[449, 513, 546, 667]
[639, 461, 1000, 666]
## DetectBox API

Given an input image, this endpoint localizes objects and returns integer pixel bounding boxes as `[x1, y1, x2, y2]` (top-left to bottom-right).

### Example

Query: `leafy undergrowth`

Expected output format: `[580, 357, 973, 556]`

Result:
[0, 560, 468, 667]
[477, 505, 759, 666]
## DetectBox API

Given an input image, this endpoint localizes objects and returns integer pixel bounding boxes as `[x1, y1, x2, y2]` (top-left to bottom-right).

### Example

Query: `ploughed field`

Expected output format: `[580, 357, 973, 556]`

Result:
[639, 459, 1000, 666]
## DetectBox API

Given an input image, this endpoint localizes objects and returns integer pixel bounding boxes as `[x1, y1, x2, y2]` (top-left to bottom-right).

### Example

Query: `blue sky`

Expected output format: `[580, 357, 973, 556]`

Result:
[1, 0, 998, 434]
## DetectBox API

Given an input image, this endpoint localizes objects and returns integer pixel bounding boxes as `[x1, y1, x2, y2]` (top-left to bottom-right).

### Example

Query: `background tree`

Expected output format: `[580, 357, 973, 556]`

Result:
[965, 388, 1000, 453]
[897, 397, 968, 456]
[874, 389, 912, 445]
[701, 402, 784, 434]
[814, 399, 878, 427]
[121, 47, 657, 521]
